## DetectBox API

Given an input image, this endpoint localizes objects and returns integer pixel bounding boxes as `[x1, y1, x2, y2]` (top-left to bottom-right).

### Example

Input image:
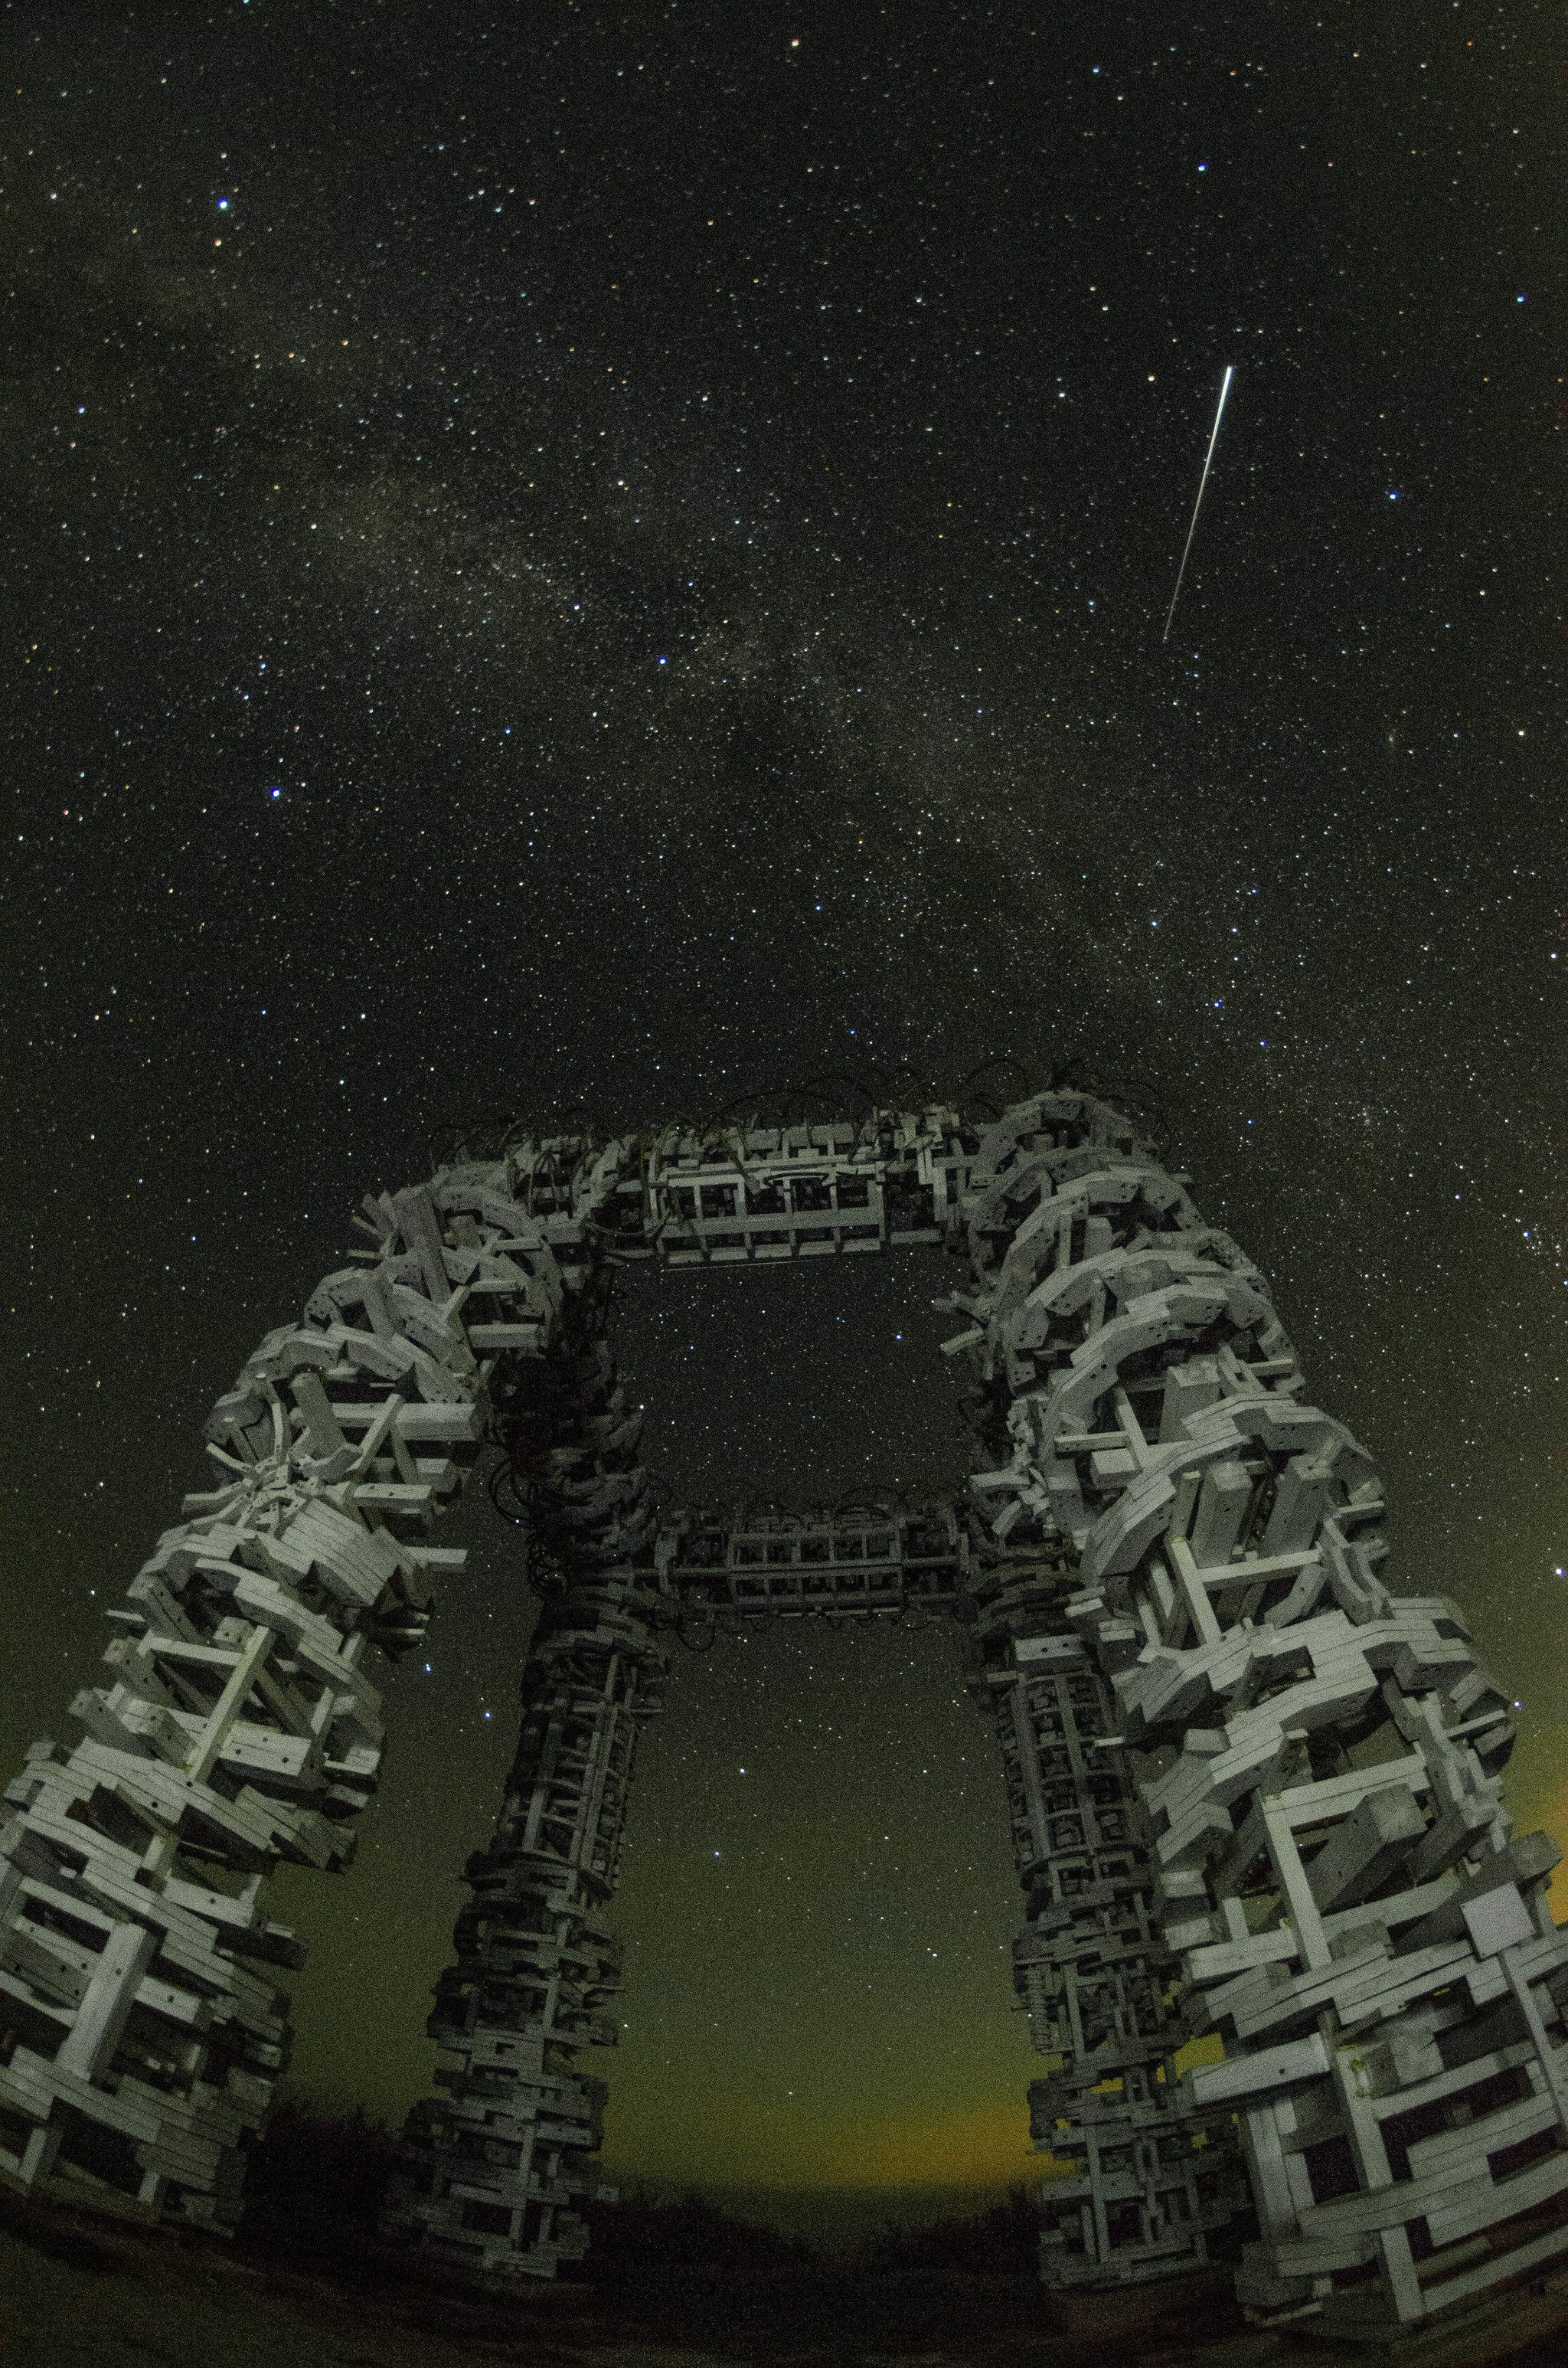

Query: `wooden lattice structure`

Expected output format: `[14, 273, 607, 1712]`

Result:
[3, 1088, 1566, 2334]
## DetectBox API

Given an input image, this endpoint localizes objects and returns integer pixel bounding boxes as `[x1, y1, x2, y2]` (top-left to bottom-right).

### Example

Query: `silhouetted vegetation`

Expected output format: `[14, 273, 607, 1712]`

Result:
[2, 2107, 1285, 2366]
[577, 2188, 1051, 2360]
[237, 2103, 1052, 2287]
[231, 2105, 1066, 2355]
[856, 2186, 1046, 2275]
[577, 2186, 817, 2278]
[237, 2100, 402, 2272]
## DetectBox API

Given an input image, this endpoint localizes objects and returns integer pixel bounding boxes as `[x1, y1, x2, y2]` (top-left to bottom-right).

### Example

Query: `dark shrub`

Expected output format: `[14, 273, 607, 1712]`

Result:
[861, 2187, 1046, 2275]
[237, 2101, 400, 2270]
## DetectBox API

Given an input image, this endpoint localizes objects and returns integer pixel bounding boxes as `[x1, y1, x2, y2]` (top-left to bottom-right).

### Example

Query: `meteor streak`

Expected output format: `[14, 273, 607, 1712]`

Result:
[1161, 364, 1233, 643]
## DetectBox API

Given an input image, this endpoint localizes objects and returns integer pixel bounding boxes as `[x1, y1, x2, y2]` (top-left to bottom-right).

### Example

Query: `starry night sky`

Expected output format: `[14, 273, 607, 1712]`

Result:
[5, 2, 1562, 2229]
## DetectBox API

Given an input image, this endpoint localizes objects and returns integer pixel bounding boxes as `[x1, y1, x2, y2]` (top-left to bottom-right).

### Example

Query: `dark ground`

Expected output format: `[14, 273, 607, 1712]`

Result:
[4, 2109, 1568, 2368]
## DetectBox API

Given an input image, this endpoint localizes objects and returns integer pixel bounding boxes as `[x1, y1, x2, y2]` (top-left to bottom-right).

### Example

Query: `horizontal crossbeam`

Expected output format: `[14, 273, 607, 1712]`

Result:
[647, 1502, 971, 1619]
[403, 1103, 1166, 1267]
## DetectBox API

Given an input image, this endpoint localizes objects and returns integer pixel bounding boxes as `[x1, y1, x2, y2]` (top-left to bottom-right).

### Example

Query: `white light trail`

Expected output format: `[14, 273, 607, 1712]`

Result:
[1161, 365, 1234, 643]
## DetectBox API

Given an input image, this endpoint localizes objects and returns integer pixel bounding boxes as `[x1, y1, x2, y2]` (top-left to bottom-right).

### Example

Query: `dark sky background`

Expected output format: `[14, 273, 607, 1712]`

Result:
[5, 1, 1562, 2235]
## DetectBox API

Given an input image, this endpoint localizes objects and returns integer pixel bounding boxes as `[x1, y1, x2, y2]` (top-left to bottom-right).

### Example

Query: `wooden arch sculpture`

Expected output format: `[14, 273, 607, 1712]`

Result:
[3, 1088, 1566, 2336]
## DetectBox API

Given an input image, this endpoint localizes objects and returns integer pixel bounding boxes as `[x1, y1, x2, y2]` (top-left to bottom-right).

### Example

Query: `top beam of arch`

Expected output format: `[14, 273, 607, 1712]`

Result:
[416, 1095, 1172, 1270]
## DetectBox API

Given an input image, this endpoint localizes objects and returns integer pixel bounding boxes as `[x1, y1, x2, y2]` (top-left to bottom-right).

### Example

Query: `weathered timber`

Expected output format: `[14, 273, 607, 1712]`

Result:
[4, 1088, 1563, 2330]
